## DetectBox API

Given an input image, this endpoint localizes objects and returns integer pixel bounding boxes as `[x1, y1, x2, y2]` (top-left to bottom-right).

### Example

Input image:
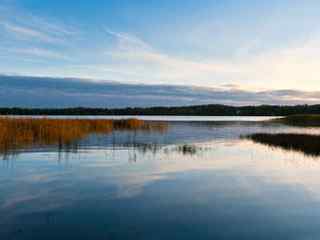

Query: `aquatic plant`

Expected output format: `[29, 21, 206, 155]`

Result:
[244, 133, 320, 157]
[274, 114, 320, 126]
[0, 117, 168, 156]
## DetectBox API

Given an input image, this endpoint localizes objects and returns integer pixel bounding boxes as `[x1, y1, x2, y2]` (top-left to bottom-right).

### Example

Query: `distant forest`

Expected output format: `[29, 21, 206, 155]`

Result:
[1, 104, 320, 116]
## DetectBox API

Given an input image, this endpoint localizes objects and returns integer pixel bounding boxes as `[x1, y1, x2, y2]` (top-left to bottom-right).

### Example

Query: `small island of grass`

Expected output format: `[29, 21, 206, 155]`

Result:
[244, 133, 320, 157]
[273, 114, 320, 126]
[243, 114, 320, 156]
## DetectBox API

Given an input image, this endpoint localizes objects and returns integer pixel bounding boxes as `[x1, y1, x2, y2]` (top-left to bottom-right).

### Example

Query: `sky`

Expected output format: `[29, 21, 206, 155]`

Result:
[0, 0, 320, 107]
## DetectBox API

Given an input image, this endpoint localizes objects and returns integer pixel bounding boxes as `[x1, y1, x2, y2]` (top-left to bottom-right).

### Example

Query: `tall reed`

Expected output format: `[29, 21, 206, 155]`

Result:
[0, 117, 168, 155]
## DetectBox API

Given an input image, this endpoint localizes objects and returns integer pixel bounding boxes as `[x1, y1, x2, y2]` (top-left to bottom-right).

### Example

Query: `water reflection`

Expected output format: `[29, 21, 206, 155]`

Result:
[2, 138, 320, 240]
[3, 119, 320, 160]
[3, 120, 320, 239]
[120, 143, 207, 157]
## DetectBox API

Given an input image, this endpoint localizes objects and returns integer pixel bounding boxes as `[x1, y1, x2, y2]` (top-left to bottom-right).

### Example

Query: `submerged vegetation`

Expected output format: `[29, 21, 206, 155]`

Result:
[0, 117, 167, 157]
[244, 133, 320, 157]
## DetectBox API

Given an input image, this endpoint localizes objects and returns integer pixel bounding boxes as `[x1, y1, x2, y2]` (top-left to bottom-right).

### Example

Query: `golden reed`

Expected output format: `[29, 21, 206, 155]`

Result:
[0, 117, 168, 155]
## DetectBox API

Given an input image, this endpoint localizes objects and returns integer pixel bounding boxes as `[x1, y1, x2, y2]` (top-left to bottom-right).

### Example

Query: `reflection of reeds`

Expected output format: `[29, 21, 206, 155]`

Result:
[0, 117, 168, 156]
[118, 143, 203, 158]
[176, 144, 198, 156]
[244, 133, 320, 157]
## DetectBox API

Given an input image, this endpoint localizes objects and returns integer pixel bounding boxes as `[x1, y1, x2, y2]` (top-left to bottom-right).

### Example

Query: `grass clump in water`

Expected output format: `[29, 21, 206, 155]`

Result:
[244, 133, 320, 157]
[0, 117, 167, 155]
[274, 114, 320, 126]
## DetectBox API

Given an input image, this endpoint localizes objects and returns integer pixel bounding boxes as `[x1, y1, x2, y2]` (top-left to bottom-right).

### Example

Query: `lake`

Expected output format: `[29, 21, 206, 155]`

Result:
[1, 116, 320, 239]
[4, 115, 279, 121]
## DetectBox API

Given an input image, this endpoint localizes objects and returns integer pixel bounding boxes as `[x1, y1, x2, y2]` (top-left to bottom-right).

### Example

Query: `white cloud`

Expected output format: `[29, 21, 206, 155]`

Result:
[104, 29, 238, 86]
[230, 39, 320, 90]
[0, 2, 82, 67]
[2, 22, 63, 44]
[8, 47, 71, 60]
[0, 2, 79, 46]
[102, 29, 320, 91]
[105, 28, 151, 51]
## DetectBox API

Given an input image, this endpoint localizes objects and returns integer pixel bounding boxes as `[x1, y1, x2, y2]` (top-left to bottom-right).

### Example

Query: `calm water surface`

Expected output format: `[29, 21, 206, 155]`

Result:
[1, 117, 320, 239]
[4, 115, 279, 121]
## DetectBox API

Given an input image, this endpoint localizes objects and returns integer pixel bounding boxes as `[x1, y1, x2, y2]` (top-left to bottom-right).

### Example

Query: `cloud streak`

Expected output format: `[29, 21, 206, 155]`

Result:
[2, 22, 62, 44]
[2, 47, 71, 61]
[0, 75, 319, 108]
[104, 29, 241, 86]
[0, 1, 79, 65]
[103, 29, 320, 91]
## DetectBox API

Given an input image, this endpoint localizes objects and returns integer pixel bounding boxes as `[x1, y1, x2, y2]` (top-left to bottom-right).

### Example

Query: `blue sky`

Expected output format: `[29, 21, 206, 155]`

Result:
[1, 0, 320, 104]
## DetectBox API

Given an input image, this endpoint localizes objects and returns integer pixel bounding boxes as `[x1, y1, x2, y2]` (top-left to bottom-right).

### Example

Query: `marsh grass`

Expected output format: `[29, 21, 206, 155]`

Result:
[0, 117, 168, 156]
[274, 114, 320, 126]
[244, 133, 320, 157]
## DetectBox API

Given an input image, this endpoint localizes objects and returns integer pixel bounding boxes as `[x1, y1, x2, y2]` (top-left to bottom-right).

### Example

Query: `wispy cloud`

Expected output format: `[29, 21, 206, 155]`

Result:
[104, 29, 228, 84]
[0, 1, 79, 52]
[103, 28, 320, 91]
[0, 1, 84, 74]
[105, 28, 151, 51]
[2, 22, 64, 44]
[7, 47, 72, 61]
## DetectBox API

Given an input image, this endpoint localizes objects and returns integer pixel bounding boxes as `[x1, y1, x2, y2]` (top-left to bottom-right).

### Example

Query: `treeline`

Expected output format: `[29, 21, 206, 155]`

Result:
[1, 104, 320, 116]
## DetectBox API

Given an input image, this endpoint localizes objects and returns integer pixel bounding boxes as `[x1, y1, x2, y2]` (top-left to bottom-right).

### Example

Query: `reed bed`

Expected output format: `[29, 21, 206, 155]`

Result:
[0, 117, 168, 155]
[244, 133, 320, 157]
[273, 114, 320, 126]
